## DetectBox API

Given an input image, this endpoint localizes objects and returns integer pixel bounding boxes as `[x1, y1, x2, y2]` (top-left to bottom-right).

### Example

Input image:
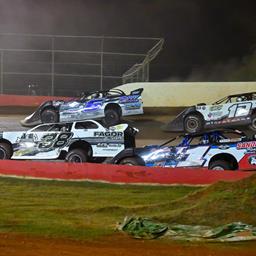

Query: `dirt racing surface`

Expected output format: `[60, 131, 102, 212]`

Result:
[0, 233, 255, 256]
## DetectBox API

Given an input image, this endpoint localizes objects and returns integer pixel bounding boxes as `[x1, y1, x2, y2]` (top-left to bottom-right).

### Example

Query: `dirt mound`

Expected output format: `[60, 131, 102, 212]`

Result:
[155, 174, 256, 226]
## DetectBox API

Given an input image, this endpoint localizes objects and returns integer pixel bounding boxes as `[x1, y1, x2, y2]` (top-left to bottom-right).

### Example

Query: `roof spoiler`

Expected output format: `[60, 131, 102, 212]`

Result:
[130, 88, 143, 96]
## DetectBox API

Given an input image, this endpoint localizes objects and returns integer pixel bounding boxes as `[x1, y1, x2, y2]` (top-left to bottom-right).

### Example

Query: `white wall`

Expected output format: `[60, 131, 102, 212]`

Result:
[115, 82, 256, 107]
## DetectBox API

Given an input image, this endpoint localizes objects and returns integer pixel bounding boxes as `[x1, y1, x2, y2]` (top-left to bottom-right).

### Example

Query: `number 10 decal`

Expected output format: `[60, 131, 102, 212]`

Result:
[228, 102, 252, 118]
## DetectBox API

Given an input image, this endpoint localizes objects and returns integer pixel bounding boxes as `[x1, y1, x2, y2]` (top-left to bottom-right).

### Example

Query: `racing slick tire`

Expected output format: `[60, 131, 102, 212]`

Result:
[65, 149, 88, 163]
[41, 108, 59, 124]
[104, 109, 121, 127]
[249, 113, 256, 131]
[184, 114, 203, 134]
[209, 160, 232, 171]
[0, 142, 12, 160]
[119, 157, 143, 166]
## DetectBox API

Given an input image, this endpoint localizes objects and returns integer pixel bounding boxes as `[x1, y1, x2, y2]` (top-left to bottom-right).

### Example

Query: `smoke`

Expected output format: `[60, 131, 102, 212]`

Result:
[163, 49, 256, 82]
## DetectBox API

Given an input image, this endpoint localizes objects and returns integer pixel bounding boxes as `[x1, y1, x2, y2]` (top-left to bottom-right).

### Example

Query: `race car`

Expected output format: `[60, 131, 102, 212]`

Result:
[162, 92, 256, 134]
[0, 120, 137, 163]
[110, 129, 256, 170]
[20, 88, 144, 127]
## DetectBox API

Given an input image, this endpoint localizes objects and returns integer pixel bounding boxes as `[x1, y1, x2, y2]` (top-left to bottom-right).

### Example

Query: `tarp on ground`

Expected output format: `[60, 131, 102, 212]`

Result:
[118, 217, 256, 242]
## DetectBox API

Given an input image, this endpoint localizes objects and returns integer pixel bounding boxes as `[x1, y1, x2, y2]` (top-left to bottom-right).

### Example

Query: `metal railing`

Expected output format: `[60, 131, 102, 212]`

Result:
[0, 33, 164, 96]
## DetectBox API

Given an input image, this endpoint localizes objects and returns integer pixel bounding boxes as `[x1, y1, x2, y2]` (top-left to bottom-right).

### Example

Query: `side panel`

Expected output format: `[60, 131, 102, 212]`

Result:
[71, 123, 127, 157]
[197, 100, 256, 127]
[60, 100, 105, 122]
[118, 95, 143, 116]
[203, 144, 246, 167]
[10, 131, 73, 160]
[141, 145, 209, 168]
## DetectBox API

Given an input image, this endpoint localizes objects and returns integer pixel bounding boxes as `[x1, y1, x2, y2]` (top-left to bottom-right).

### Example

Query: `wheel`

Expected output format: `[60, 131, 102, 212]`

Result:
[41, 108, 59, 123]
[209, 160, 232, 171]
[104, 109, 121, 126]
[65, 149, 88, 163]
[119, 157, 143, 166]
[249, 113, 256, 131]
[184, 114, 203, 133]
[0, 143, 12, 159]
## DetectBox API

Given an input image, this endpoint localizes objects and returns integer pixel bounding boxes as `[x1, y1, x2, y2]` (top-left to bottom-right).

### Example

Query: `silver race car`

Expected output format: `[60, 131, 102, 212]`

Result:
[21, 88, 144, 127]
[163, 92, 256, 134]
[0, 120, 137, 163]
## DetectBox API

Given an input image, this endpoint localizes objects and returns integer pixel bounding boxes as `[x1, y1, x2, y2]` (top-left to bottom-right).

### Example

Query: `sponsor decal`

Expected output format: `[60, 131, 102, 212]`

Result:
[249, 156, 256, 165]
[208, 111, 223, 118]
[218, 145, 230, 150]
[196, 106, 206, 110]
[94, 131, 123, 137]
[237, 141, 256, 149]
[96, 143, 108, 148]
[206, 116, 249, 126]
[210, 105, 223, 111]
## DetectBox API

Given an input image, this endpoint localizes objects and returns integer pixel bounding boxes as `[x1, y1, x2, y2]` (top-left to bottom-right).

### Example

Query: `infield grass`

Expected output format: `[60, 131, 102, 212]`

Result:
[0, 177, 197, 239]
[1, 174, 255, 240]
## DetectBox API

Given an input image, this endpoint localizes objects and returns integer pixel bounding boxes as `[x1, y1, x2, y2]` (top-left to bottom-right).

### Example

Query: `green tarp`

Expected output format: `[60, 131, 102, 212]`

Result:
[118, 217, 256, 242]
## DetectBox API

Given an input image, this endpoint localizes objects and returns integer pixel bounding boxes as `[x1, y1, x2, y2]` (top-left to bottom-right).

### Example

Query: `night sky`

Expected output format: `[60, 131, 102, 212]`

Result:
[0, 0, 256, 81]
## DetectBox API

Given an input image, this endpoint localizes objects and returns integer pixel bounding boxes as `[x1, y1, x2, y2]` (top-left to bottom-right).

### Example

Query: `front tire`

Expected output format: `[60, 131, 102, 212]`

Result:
[104, 109, 121, 127]
[41, 108, 59, 124]
[209, 160, 232, 170]
[119, 157, 143, 166]
[65, 149, 88, 163]
[0, 143, 12, 159]
[249, 113, 256, 131]
[184, 114, 203, 134]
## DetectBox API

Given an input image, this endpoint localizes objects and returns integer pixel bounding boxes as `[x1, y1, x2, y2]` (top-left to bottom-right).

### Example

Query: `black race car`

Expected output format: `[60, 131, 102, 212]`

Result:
[162, 92, 256, 134]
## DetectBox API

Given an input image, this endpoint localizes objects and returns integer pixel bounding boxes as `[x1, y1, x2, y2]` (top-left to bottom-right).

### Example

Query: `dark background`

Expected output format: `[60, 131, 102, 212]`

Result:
[0, 0, 256, 84]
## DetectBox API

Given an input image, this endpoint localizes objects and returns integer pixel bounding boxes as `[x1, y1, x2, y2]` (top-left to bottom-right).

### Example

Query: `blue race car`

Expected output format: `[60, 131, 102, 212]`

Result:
[21, 88, 143, 127]
[110, 129, 256, 170]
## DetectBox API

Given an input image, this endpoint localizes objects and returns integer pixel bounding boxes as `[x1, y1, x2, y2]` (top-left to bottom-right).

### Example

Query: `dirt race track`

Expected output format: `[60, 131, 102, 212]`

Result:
[1, 233, 256, 256]
[0, 111, 256, 255]
[0, 113, 172, 146]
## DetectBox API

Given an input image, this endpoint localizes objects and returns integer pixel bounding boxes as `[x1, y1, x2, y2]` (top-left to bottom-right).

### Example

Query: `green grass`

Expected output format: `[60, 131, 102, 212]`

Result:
[0, 177, 197, 239]
[1, 174, 255, 240]
[151, 174, 256, 226]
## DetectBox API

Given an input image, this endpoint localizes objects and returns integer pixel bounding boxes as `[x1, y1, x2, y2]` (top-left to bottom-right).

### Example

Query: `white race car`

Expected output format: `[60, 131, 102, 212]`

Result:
[0, 120, 137, 162]
[163, 92, 256, 134]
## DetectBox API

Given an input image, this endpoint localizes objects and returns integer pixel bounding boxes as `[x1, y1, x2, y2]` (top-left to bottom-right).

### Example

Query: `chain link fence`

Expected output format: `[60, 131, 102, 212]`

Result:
[0, 33, 163, 96]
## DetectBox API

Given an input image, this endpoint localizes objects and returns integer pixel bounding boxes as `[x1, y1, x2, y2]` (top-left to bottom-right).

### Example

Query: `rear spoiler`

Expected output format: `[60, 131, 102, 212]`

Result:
[130, 88, 143, 96]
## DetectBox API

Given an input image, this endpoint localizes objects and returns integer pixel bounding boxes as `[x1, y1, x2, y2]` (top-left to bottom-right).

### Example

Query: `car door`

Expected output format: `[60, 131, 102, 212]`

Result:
[175, 136, 211, 167]
[72, 121, 125, 157]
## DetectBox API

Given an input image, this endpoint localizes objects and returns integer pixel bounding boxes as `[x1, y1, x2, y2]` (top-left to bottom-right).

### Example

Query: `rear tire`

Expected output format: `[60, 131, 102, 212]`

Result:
[0, 143, 12, 159]
[209, 160, 232, 170]
[41, 108, 59, 124]
[104, 109, 121, 127]
[184, 114, 203, 134]
[119, 157, 143, 166]
[249, 113, 256, 131]
[65, 149, 88, 163]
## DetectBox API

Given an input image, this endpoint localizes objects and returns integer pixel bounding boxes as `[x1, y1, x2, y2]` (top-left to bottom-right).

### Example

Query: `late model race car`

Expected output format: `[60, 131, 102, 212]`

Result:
[20, 88, 143, 127]
[162, 92, 256, 134]
[110, 129, 256, 170]
[0, 120, 137, 162]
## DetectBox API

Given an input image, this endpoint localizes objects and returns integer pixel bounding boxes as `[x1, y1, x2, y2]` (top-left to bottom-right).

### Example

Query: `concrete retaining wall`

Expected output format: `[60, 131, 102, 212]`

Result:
[0, 160, 254, 185]
[116, 82, 256, 107]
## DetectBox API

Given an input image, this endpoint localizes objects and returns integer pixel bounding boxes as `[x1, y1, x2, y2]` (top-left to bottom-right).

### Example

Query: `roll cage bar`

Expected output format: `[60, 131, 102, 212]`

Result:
[213, 92, 256, 105]
[160, 130, 246, 148]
